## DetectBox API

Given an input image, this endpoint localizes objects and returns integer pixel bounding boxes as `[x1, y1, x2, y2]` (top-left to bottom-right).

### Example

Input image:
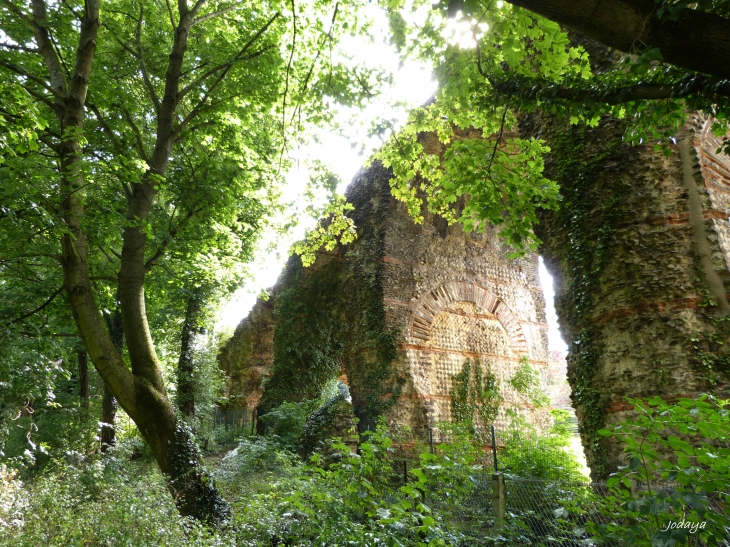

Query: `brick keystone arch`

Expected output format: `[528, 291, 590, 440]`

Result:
[410, 281, 528, 355]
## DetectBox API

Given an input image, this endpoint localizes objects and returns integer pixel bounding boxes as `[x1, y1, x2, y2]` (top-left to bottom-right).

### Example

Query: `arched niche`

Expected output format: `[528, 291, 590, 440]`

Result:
[410, 281, 528, 355]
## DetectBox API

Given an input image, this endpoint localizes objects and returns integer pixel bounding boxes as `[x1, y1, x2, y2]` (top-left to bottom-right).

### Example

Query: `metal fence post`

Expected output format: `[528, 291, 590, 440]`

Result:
[491, 425, 498, 472]
[493, 472, 506, 532]
[429, 427, 434, 454]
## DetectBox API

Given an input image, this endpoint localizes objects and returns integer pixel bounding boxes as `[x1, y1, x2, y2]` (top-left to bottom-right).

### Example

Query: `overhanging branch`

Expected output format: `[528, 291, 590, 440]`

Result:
[507, 0, 730, 80]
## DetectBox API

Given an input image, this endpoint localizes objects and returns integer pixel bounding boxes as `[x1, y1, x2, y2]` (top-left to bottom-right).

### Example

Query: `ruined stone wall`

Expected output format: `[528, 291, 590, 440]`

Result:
[219, 160, 552, 438]
[379, 193, 551, 439]
[217, 293, 275, 410]
[529, 115, 730, 480]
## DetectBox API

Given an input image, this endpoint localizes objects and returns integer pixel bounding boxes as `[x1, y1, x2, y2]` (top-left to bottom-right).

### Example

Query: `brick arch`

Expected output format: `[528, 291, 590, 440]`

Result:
[410, 281, 528, 355]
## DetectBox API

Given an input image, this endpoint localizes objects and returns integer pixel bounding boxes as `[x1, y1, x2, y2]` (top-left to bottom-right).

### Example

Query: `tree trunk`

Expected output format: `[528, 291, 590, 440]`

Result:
[21, 0, 230, 523]
[77, 350, 89, 409]
[101, 307, 123, 452]
[177, 293, 202, 424]
[524, 113, 730, 480]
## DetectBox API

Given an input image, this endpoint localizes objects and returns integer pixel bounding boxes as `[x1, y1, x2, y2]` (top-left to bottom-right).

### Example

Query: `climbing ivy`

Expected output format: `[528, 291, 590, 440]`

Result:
[450, 359, 503, 428]
[544, 121, 627, 479]
[167, 422, 231, 524]
[508, 356, 549, 408]
[258, 257, 346, 413]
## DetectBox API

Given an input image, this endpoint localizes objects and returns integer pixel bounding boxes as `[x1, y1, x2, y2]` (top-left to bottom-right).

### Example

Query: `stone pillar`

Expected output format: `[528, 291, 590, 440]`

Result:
[530, 115, 730, 480]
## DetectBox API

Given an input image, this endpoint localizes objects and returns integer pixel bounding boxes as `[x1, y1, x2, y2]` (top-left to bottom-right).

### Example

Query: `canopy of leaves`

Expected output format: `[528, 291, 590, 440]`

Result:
[376, 0, 730, 253]
[0, 0, 387, 451]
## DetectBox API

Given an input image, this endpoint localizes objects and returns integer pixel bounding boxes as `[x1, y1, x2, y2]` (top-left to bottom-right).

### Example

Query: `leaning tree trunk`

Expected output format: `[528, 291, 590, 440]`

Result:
[19, 0, 229, 522]
[524, 113, 730, 480]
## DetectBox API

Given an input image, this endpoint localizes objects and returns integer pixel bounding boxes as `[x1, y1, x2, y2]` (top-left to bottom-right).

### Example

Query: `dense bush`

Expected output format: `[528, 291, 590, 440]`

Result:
[499, 409, 586, 482]
[259, 400, 320, 452]
[586, 395, 730, 546]
[0, 440, 228, 547]
[0, 408, 590, 546]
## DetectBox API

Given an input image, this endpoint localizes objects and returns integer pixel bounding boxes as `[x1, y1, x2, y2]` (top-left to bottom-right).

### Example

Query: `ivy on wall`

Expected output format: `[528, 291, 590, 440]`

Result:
[450, 359, 503, 427]
[509, 356, 550, 408]
[545, 121, 626, 479]
[258, 257, 346, 413]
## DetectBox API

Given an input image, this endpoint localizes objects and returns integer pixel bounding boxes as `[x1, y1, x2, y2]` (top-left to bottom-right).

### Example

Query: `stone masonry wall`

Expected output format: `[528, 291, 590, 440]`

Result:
[219, 160, 552, 439]
[528, 114, 730, 480]
[380, 190, 551, 439]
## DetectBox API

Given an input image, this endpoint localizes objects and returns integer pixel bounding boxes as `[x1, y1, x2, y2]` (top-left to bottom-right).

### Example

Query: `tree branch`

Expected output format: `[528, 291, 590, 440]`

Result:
[0, 42, 40, 53]
[491, 73, 730, 106]
[8, 285, 63, 324]
[87, 102, 124, 156]
[121, 108, 149, 162]
[193, 1, 245, 25]
[165, 0, 176, 30]
[508, 0, 730, 80]
[143, 206, 205, 272]
[0, 58, 65, 99]
[136, 5, 161, 113]
[28, 0, 68, 97]
[176, 13, 280, 104]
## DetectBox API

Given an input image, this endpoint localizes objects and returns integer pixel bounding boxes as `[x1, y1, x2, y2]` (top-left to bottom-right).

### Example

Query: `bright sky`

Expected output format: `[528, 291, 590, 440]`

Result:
[217, 5, 569, 354]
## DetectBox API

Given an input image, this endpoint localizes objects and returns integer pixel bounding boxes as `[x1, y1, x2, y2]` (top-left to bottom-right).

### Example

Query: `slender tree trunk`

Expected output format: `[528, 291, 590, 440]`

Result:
[178, 293, 202, 424]
[101, 307, 123, 452]
[101, 385, 117, 452]
[77, 350, 90, 409]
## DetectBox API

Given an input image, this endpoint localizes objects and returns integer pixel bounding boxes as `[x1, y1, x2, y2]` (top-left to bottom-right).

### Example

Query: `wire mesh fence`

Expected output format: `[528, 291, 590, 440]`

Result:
[501, 477, 621, 546]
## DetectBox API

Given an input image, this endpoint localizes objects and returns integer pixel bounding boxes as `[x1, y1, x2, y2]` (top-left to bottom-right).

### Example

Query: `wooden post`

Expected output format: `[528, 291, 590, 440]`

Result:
[493, 472, 506, 532]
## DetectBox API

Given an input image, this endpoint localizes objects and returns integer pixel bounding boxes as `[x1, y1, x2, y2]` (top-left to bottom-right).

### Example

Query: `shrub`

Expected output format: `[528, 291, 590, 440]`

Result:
[259, 400, 319, 452]
[0, 443, 231, 547]
[587, 395, 730, 546]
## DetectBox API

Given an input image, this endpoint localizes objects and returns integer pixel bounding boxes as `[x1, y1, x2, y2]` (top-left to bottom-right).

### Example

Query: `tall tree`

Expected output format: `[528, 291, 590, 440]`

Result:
[0, 0, 381, 521]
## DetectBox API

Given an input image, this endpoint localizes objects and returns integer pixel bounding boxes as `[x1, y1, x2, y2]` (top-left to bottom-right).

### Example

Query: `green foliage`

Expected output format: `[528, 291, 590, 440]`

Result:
[260, 257, 345, 412]
[298, 393, 355, 458]
[180, 329, 232, 440]
[586, 396, 730, 546]
[291, 163, 357, 267]
[377, 0, 730, 257]
[227, 420, 475, 546]
[260, 400, 319, 452]
[2, 366, 101, 476]
[0, 443, 229, 546]
[1, 415, 596, 546]
[214, 436, 300, 493]
[499, 411, 586, 483]
[508, 356, 550, 409]
[450, 358, 503, 428]
[168, 422, 231, 523]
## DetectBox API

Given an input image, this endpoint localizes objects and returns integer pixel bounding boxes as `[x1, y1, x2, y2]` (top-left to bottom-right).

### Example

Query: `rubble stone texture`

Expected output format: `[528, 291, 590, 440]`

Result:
[219, 161, 551, 442]
[531, 115, 730, 479]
